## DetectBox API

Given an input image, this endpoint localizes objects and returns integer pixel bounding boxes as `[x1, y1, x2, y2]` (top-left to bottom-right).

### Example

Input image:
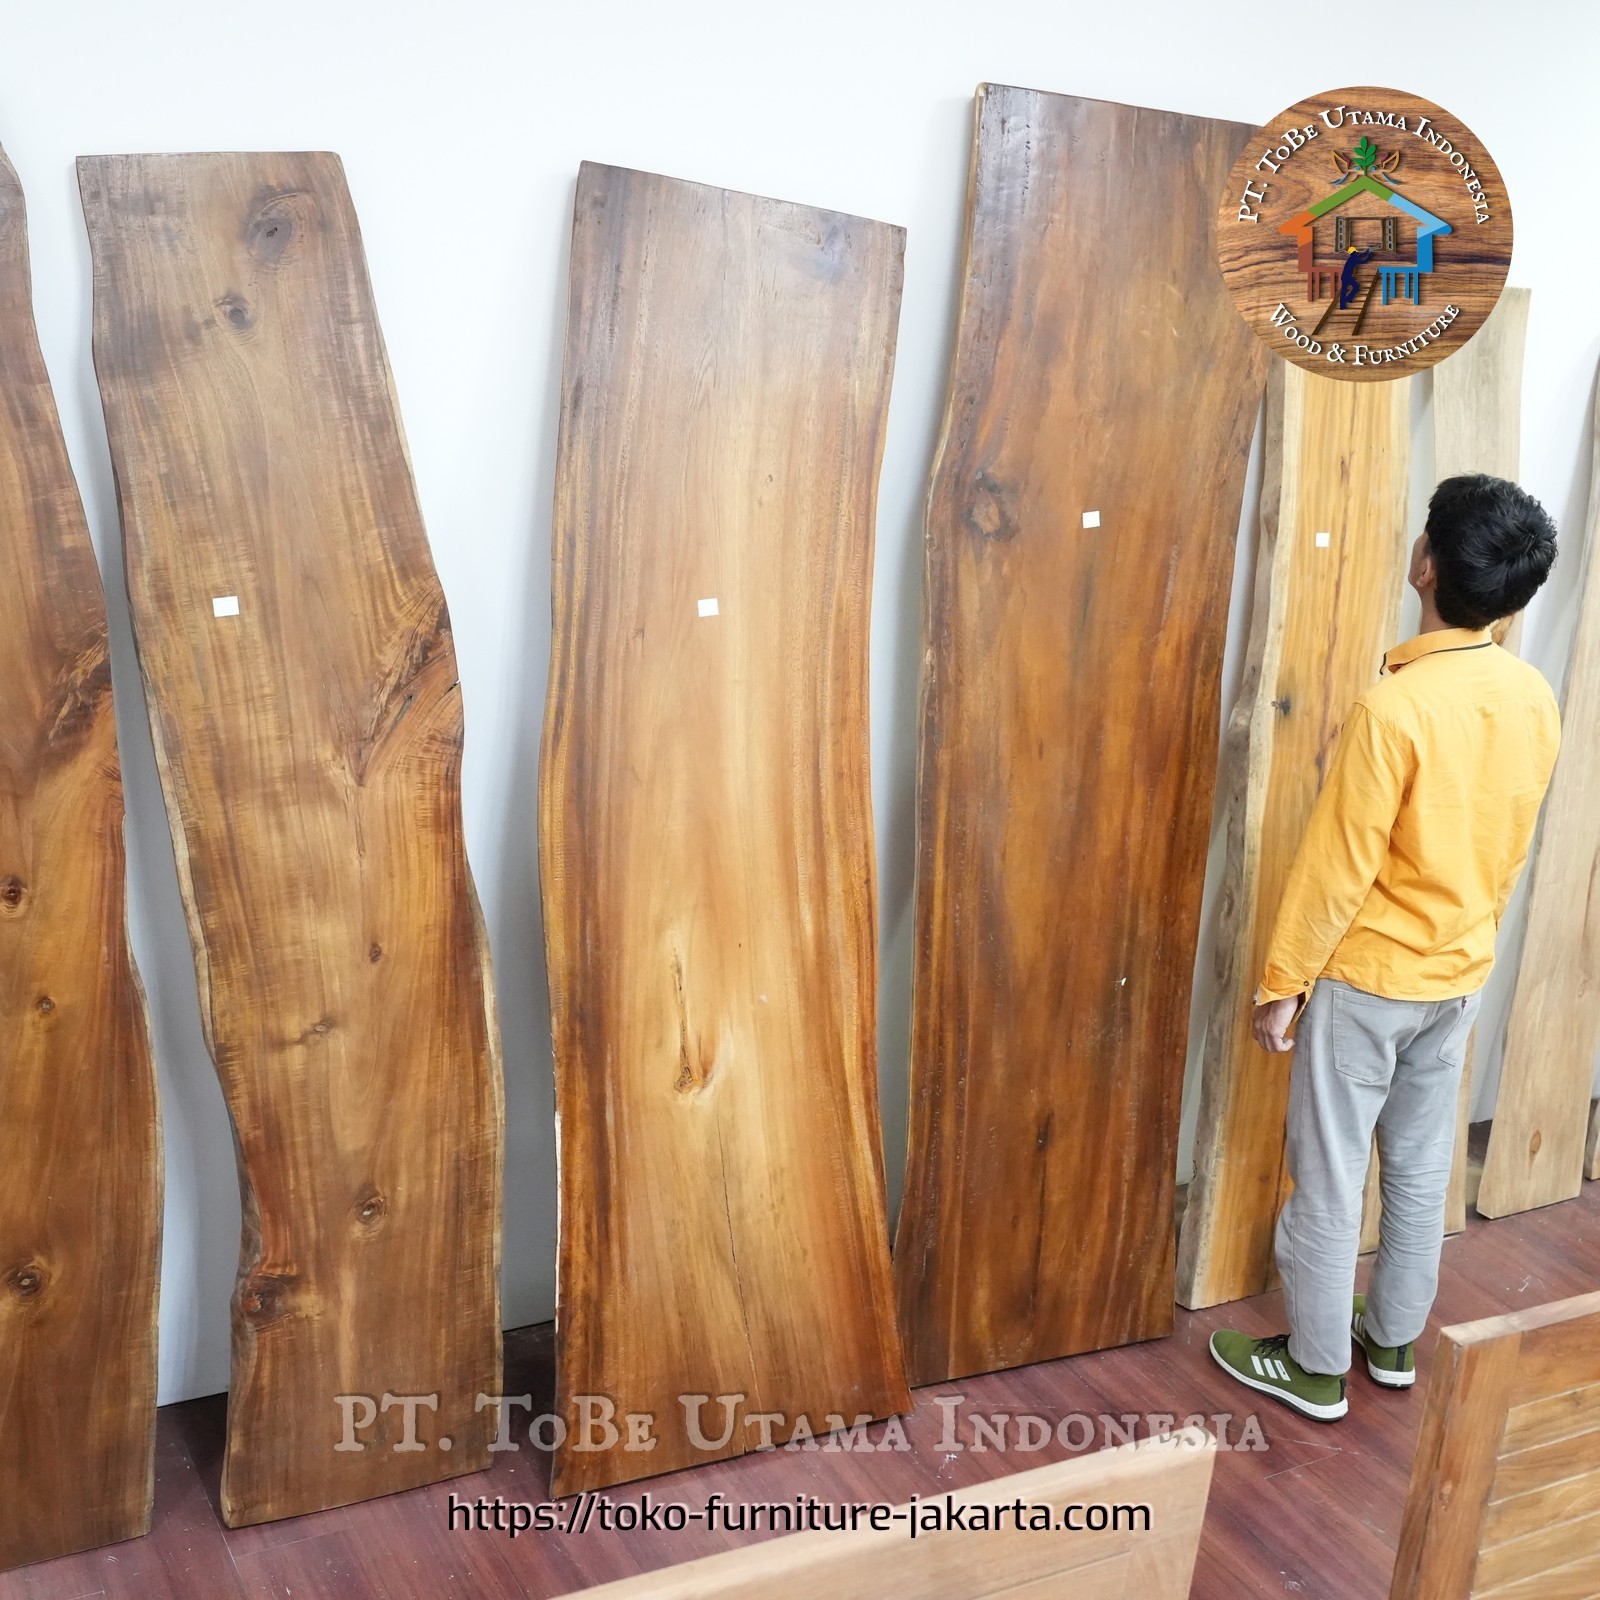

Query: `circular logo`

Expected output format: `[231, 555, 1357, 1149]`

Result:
[1218, 86, 1513, 380]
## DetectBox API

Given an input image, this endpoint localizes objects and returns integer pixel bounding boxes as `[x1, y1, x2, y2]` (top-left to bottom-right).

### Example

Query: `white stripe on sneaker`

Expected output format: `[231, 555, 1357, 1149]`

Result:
[1251, 1355, 1265, 1376]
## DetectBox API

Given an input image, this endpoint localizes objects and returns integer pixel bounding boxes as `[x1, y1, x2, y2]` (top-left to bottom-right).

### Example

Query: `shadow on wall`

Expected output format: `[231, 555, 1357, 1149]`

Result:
[490, 174, 576, 1331]
[875, 94, 977, 1224]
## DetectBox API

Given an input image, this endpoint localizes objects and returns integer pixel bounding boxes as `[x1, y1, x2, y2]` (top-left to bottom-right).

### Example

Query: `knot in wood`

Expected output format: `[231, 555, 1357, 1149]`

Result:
[216, 292, 255, 332]
[0, 875, 24, 909]
[239, 1274, 294, 1325]
[244, 191, 309, 266]
[8, 1262, 46, 1299]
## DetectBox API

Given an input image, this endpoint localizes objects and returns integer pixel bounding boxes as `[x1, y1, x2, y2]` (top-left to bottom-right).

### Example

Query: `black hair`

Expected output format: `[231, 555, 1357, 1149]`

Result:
[1425, 474, 1558, 628]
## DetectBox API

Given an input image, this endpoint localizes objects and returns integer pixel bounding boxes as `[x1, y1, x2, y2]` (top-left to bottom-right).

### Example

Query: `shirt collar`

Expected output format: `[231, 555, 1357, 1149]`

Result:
[1383, 627, 1495, 674]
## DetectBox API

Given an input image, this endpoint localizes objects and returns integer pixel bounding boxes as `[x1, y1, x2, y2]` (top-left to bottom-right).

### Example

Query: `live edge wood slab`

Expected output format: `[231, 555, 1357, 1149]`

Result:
[78, 152, 503, 1527]
[0, 149, 161, 1574]
[893, 86, 1266, 1384]
[1178, 363, 1410, 1310]
[1479, 372, 1600, 1219]
[541, 162, 910, 1496]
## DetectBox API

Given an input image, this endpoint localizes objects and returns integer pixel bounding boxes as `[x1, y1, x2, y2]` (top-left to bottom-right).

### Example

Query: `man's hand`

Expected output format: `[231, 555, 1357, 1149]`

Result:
[1252, 996, 1299, 1054]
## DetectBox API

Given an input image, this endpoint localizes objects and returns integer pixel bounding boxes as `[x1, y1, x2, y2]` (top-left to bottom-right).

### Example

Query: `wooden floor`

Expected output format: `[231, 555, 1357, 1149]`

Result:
[7, 1144, 1597, 1600]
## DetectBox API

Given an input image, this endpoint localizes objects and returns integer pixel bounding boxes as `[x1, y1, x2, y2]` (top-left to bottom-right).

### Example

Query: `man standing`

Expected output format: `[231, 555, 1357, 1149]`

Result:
[1211, 474, 1561, 1421]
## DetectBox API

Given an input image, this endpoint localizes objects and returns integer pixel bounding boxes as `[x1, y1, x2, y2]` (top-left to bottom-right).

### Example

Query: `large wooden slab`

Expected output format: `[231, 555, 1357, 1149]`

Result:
[1436, 289, 1530, 494]
[0, 150, 161, 1573]
[1391, 1291, 1600, 1599]
[557, 1430, 1216, 1599]
[541, 162, 909, 1495]
[1178, 363, 1411, 1310]
[1358, 286, 1532, 1255]
[893, 86, 1266, 1383]
[1479, 390, 1600, 1218]
[79, 152, 503, 1527]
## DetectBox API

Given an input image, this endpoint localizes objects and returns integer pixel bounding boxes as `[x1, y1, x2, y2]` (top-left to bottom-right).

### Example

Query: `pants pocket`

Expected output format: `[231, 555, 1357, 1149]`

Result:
[1329, 984, 1399, 1088]
[1438, 993, 1482, 1069]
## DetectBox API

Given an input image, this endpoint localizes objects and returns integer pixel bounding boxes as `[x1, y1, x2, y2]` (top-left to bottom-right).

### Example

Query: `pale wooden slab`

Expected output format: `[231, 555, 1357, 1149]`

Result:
[0, 147, 161, 1574]
[557, 1430, 1215, 1599]
[80, 152, 504, 1527]
[1178, 362, 1411, 1309]
[1479, 390, 1600, 1218]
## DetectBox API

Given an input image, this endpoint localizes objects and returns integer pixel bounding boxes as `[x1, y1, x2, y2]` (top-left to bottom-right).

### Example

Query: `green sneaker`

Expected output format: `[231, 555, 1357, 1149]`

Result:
[1209, 1329, 1348, 1422]
[1352, 1294, 1416, 1388]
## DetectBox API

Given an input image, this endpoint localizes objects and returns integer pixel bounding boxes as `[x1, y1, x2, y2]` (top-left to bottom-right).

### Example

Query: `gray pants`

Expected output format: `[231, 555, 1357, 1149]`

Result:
[1277, 978, 1481, 1375]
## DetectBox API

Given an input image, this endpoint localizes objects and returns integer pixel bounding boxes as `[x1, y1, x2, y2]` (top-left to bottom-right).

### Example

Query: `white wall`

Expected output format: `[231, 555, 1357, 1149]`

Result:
[4, 0, 1596, 1406]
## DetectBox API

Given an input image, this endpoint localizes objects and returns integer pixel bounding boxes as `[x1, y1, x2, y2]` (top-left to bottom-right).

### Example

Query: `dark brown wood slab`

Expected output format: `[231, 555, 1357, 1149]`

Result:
[78, 151, 503, 1527]
[541, 161, 910, 1495]
[0, 146, 162, 1575]
[893, 86, 1267, 1384]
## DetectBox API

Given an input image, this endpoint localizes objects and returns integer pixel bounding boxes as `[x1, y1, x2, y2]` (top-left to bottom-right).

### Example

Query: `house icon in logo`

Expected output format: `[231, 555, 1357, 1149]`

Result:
[1279, 148, 1452, 333]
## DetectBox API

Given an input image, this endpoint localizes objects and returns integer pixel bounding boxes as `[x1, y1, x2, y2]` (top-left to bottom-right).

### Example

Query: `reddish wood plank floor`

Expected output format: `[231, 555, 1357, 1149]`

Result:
[6, 1154, 1596, 1600]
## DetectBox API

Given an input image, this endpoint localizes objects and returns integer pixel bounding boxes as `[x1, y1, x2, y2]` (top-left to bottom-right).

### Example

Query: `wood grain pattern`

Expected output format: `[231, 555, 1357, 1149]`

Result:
[1500, 1379, 1600, 1454]
[1473, 1550, 1600, 1600]
[1487, 1427, 1600, 1501]
[892, 85, 1265, 1384]
[1435, 288, 1530, 488]
[0, 149, 161, 1574]
[1178, 363, 1411, 1310]
[1391, 1329, 1518, 1599]
[1390, 1291, 1600, 1600]
[1479, 389, 1600, 1218]
[554, 1431, 1216, 1599]
[79, 152, 503, 1527]
[1482, 1466, 1600, 1549]
[1588, 1101, 1599, 1181]
[1357, 286, 1531, 1257]
[541, 162, 909, 1496]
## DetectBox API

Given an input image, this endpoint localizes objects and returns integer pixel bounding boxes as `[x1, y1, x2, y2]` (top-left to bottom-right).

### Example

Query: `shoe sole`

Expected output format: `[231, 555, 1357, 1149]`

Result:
[1208, 1334, 1348, 1422]
[1351, 1320, 1416, 1388]
[1365, 1361, 1415, 1388]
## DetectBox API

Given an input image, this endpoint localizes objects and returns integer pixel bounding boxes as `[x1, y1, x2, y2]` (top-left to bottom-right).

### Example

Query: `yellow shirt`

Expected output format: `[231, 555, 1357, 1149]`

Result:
[1259, 627, 1560, 1006]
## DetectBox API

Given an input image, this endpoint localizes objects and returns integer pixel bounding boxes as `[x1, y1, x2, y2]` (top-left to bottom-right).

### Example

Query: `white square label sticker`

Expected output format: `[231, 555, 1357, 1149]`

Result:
[212, 595, 240, 617]
[1315, 531, 1332, 549]
[1082, 510, 1101, 530]
[697, 597, 719, 618]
